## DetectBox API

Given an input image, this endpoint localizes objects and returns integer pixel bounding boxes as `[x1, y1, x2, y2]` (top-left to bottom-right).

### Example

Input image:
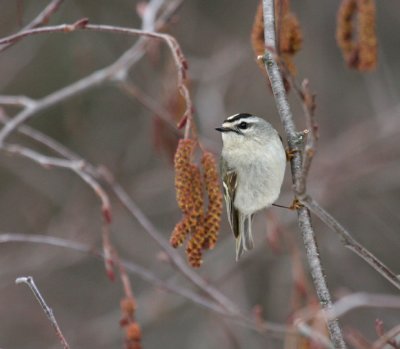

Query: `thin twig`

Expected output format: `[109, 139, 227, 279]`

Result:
[0, 18, 89, 45]
[373, 324, 400, 349]
[301, 196, 400, 291]
[118, 80, 181, 134]
[1, 233, 307, 341]
[15, 276, 70, 349]
[0, 21, 192, 146]
[346, 330, 373, 349]
[325, 293, 400, 320]
[0, 0, 64, 53]
[261, 0, 347, 348]
[295, 320, 335, 349]
[1, 124, 331, 347]
[0, 0, 183, 146]
[108, 181, 240, 315]
[0, 95, 36, 108]
[2, 143, 111, 219]
[298, 79, 317, 195]
[296, 292, 400, 323]
[0, 116, 238, 314]
[2, 233, 225, 315]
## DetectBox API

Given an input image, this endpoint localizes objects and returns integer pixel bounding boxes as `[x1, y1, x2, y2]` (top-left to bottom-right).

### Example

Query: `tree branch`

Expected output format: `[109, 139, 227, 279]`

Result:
[301, 196, 400, 291]
[0, 110, 336, 347]
[0, 0, 64, 53]
[2, 232, 331, 344]
[2, 233, 226, 315]
[16, 276, 70, 349]
[0, 0, 185, 146]
[261, 0, 347, 348]
[2, 143, 111, 219]
[0, 111, 238, 315]
[0, 20, 192, 145]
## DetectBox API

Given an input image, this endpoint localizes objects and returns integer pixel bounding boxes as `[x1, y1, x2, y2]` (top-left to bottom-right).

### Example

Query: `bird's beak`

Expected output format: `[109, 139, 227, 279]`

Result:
[215, 127, 231, 132]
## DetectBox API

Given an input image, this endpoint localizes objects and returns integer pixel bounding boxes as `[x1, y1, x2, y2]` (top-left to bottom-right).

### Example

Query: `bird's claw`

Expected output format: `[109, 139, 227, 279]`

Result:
[286, 148, 300, 161]
[289, 198, 303, 210]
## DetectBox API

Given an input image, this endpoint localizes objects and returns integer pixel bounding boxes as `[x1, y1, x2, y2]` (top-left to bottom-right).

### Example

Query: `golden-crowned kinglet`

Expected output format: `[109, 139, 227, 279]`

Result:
[216, 113, 286, 260]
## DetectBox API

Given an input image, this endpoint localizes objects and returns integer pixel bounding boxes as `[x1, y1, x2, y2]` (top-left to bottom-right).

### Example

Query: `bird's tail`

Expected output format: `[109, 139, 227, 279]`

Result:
[235, 214, 254, 261]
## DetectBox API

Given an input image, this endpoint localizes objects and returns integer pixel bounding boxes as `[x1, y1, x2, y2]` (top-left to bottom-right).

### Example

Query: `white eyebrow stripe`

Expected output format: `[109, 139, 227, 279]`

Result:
[223, 117, 259, 126]
[226, 113, 241, 121]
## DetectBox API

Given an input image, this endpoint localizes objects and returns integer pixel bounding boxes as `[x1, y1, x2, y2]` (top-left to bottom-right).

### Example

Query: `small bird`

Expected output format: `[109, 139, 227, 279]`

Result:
[216, 113, 286, 260]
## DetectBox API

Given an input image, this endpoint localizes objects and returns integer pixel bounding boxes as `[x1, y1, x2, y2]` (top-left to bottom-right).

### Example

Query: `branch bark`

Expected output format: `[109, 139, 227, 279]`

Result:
[261, 1, 347, 348]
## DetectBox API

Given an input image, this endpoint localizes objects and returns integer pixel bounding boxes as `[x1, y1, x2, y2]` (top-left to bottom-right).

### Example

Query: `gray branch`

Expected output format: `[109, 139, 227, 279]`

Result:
[261, 0, 347, 348]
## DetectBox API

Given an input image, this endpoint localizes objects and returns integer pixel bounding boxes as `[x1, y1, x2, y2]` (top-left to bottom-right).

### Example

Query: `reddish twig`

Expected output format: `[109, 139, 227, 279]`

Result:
[373, 324, 400, 349]
[15, 276, 70, 349]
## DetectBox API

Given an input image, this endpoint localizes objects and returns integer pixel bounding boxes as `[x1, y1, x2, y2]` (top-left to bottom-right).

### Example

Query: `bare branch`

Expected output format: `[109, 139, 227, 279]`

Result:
[2, 143, 111, 219]
[301, 196, 400, 291]
[0, 95, 36, 108]
[261, 0, 347, 347]
[2, 233, 326, 344]
[324, 293, 400, 320]
[0, 18, 89, 45]
[108, 181, 240, 315]
[297, 79, 317, 195]
[0, 20, 192, 145]
[0, 0, 183, 146]
[295, 320, 335, 349]
[1, 118, 333, 347]
[0, 118, 238, 316]
[2, 233, 225, 316]
[118, 80, 181, 134]
[15, 276, 70, 349]
[0, 0, 64, 53]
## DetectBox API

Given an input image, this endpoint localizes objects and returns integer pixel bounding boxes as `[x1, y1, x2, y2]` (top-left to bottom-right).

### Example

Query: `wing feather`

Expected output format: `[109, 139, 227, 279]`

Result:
[221, 157, 239, 238]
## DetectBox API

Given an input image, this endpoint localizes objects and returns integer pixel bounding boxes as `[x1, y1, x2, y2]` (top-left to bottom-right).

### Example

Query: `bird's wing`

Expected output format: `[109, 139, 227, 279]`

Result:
[221, 157, 239, 238]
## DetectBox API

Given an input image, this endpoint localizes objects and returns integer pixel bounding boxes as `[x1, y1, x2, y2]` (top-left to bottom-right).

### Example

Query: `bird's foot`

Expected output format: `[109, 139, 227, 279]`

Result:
[272, 198, 303, 211]
[289, 198, 303, 210]
[286, 148, 300, 161]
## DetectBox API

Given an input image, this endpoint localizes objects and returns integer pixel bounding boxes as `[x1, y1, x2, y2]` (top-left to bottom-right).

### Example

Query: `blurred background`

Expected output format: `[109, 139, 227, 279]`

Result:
[0, 0, 399, 348]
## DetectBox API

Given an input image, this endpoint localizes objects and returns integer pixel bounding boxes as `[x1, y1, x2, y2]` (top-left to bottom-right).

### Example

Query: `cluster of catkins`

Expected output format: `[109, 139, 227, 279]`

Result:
[120, 296, 141, 349]
[336, 0, 377, 71]
[170, 139, 223, 267]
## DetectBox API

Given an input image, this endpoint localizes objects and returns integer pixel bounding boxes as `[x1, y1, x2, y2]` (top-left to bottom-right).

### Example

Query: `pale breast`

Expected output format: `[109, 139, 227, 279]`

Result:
[233, 143, 286, 215]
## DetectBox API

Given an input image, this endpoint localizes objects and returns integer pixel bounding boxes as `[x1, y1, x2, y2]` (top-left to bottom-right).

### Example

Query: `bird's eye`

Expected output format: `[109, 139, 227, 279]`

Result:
[238, 122, 248, 129]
